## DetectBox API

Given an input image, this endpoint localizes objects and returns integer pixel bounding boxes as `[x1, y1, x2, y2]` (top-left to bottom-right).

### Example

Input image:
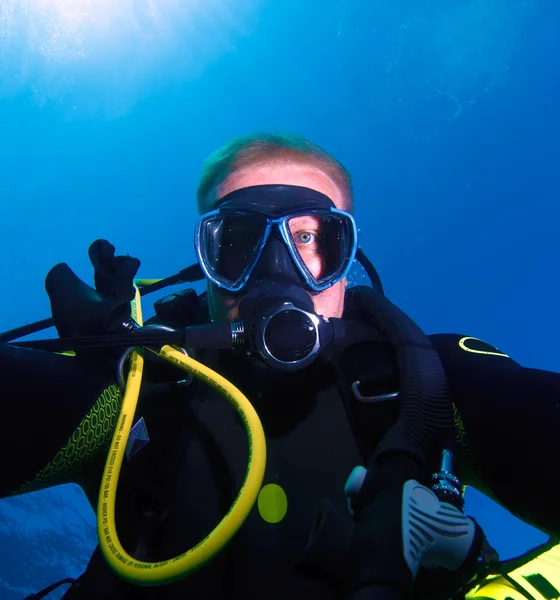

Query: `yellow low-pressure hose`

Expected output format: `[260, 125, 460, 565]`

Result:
[98, 286, 267, 586]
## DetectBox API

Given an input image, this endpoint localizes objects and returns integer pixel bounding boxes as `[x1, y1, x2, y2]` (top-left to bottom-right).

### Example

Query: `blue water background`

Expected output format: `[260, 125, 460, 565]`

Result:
[0, 0, 558, 597]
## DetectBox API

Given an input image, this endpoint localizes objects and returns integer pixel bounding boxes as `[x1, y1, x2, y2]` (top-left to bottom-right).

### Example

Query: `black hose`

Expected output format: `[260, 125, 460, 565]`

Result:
[349, 286, 452, 466]
[356, 248, 385, 296]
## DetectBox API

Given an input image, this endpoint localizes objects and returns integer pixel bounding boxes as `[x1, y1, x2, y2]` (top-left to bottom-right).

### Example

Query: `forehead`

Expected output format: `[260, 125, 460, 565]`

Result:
[217, 162, 346, 211]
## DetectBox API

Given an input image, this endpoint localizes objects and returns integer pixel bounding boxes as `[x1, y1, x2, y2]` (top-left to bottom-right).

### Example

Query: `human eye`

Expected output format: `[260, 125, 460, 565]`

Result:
[290, 216, 321, 249]
[296, 230, 317, 246]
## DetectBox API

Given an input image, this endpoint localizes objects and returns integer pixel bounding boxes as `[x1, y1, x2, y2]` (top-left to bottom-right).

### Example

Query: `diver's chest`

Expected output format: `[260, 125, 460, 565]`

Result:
[175, 384, 361, 544]
[151, 385, 362, 597]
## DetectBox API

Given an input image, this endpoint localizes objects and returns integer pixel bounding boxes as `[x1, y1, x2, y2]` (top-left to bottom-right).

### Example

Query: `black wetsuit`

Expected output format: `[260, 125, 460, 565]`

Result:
[1, 300, 559, 599]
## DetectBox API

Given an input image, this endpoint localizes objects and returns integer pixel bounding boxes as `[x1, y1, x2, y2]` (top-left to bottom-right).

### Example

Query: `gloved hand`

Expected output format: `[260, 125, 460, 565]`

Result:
[45, 240, 141, 338]
[344, 454, 483, 600]
[88, 239, 141, 301]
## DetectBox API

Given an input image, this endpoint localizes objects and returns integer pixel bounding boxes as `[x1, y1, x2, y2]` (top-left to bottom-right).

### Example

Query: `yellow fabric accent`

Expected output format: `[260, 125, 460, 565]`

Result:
[257, 484, 288, 524]
[13, 384, 122, 495]
[468, 544, 560, 600]
[459, 337, 510, 358]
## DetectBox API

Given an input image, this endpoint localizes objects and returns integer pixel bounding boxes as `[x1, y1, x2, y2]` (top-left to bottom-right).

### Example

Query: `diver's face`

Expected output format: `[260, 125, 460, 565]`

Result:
[207, 162, 349, 322]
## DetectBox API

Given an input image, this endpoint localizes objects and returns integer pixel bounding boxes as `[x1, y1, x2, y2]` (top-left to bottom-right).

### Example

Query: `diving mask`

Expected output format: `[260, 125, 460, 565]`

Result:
[195, 184, 358, 294]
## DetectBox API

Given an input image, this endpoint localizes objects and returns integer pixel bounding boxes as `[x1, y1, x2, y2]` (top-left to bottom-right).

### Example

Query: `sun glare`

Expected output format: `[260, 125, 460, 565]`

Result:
[0, 0, 259, 113]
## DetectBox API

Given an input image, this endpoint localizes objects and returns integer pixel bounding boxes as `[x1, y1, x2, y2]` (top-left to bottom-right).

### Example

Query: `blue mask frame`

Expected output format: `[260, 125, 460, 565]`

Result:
[195, 185, 358, 293]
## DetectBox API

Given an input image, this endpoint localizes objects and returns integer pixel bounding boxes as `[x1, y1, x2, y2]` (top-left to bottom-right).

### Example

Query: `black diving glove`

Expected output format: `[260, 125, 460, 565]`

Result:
[45, 240, 141, 338]
[88, 239, 141, 301]
[344, 455, 484, 600]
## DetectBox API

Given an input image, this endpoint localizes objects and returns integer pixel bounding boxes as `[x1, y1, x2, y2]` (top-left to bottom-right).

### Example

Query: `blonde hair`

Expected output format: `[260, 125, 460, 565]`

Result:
[196, 132, 353, 214]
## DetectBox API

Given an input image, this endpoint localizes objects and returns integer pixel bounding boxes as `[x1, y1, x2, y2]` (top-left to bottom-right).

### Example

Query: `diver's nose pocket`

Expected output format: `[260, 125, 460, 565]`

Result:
[251, 233, 302, 286]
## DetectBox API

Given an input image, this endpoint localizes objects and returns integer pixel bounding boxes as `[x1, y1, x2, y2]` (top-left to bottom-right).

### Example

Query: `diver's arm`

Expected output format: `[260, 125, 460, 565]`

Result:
[429, 333, 560, 539]
[0, 241, 185, 499]
[0, 343, 118, 498]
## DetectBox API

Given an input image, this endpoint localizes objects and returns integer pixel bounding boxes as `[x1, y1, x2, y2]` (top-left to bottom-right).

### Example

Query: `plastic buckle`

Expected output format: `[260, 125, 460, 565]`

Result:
[351, 380, 399, 403]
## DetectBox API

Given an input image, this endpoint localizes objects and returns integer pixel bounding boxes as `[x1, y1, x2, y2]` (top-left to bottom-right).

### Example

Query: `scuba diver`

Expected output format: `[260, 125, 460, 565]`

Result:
[1, 132, 560, 600]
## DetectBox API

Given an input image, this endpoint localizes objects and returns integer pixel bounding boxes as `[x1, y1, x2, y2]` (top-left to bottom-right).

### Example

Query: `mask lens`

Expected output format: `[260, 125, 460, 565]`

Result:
[287, 212, 355, 287]
[201, 213, 268, 288]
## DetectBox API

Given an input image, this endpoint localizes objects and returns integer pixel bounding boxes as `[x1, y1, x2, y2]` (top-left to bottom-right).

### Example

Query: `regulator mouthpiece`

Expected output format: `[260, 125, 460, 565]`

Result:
[238, 283, 324, 371]
[261, 302, 321, 368]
